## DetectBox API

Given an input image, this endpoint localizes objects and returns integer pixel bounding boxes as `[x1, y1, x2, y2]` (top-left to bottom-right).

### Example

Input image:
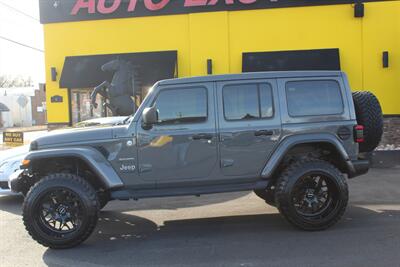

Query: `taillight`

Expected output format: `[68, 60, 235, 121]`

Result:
[354, 125, 364, 143]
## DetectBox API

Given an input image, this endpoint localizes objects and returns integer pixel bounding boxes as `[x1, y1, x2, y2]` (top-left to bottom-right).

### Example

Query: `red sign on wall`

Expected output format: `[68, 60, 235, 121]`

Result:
[70, 0, 262, 15]
[40, 0, 364, 24]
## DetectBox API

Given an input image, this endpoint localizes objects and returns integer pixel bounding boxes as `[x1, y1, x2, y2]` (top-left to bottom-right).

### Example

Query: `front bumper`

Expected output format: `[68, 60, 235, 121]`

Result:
[348, 159, 370, 179]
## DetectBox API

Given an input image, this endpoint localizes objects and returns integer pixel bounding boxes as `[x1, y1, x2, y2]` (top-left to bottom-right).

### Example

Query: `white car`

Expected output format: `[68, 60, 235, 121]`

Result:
[0, 145, 29, 195]
[0, 116, 128, 196]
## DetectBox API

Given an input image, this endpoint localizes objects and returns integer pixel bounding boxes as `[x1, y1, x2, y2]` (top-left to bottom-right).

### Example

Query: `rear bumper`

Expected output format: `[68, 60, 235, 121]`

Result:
[348, 159, 370, 179]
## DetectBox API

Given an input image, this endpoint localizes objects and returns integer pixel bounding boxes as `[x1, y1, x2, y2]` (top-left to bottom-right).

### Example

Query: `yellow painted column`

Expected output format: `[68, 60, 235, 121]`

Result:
[188, 12, 230, 76]
[363, 1, 400, 115]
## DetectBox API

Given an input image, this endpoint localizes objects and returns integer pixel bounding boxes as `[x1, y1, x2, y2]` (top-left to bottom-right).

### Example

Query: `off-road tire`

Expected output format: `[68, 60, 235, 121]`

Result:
[22, 173, 99, 249]
[275, 159, 348, 231]
[352, 91, 383, 152]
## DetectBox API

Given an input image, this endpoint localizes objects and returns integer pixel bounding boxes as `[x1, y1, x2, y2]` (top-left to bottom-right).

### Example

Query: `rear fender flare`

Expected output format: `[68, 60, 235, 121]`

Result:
[261, 134, 354, 179]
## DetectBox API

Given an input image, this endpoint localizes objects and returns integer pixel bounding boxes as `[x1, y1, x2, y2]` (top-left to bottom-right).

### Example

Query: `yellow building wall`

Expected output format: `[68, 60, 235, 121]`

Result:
[228, 5, 363, 90]
[43, 2, 399, 124]
[188, 12, 230, 76]
[363, 1, 400, 115]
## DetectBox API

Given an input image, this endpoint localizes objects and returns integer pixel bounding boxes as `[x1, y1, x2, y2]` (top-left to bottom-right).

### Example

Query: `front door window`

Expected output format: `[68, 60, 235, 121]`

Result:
[154, 87, 207, 125]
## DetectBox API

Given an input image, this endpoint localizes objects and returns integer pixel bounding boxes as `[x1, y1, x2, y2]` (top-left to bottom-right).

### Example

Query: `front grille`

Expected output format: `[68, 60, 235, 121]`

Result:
[0, 181, 10, 190]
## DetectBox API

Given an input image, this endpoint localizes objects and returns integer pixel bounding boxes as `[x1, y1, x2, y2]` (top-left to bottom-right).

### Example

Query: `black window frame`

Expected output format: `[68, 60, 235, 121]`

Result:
[222, 82, 275, 122]
[151, 86, 209, 126]
[285, 79, 345, 118]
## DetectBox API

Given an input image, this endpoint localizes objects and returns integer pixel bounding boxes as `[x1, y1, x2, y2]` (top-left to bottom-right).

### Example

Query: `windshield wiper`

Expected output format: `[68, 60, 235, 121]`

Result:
[158, 116, 206, 125]
[121, 115, 133, 125]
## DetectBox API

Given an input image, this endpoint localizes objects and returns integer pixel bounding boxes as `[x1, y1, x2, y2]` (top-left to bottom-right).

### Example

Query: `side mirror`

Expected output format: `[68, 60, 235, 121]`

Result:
[142, 107, 158, 130]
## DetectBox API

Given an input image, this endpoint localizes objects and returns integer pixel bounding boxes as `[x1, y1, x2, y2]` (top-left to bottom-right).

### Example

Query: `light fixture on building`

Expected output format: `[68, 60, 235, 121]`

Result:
[207, 59, 213, 75]
[354, 2, 364, 18]
[51, 95, 63, 103]
[51, 67, 58, 81]
[383, 51, 389, 68]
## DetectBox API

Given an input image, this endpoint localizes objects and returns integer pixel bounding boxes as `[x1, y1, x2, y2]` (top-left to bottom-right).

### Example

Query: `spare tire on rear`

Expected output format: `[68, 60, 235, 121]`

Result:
[352, 91, 383, 152]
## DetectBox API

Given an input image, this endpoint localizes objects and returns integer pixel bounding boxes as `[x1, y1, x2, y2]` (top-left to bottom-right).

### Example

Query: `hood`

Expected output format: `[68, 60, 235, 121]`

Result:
[33, 126, 115, 149]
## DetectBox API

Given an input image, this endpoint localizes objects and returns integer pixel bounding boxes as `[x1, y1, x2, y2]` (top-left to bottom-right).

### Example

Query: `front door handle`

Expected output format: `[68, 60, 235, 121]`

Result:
[192, 133, 213, 140]
[254, 130, 274, 137]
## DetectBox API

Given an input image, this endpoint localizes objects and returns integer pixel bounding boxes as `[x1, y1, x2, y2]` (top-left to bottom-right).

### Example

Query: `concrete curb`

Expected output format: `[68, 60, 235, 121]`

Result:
[371, 150, 400, 169]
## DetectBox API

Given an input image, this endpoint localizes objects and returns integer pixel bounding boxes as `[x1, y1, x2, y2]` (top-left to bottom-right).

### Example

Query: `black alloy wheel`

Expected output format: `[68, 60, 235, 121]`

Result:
[275, 159, 348, 231]
[23, 173, 99, 249]
[36, 188, 84, 235]
[291, 173, 338, 218]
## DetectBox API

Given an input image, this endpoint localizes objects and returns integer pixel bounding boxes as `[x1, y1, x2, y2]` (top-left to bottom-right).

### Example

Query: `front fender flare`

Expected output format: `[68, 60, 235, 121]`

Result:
[24, 147, 124, 189]
[261, 134, 355, 179]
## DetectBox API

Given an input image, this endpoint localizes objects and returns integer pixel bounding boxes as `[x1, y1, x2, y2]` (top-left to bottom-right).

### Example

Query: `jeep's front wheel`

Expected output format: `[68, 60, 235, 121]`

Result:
[22, 173, 99, 249]
[275, 159, 348, 231]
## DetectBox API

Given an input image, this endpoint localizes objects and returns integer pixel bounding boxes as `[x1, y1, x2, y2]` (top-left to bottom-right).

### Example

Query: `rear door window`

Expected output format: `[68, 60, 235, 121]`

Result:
[285, 80, 344, 117]
[223, 83, 274, 121]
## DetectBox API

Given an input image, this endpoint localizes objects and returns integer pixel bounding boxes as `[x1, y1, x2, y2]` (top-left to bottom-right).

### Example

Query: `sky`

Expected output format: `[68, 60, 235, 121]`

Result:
[0, 0, 45, 86]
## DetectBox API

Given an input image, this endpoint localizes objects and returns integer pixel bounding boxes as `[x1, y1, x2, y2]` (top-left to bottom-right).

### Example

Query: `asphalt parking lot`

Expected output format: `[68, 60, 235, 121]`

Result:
[0, 168, 400, 267]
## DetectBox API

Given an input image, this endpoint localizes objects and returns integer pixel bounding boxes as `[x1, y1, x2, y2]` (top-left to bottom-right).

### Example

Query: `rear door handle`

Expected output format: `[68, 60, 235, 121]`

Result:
[192, 133, 213, 140]
[254, 130, 274, 137]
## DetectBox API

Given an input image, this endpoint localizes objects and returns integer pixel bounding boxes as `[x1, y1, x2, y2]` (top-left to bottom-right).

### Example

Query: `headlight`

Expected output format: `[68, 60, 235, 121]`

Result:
[0, 160, 21, 176]
[0, 161, 9, 173]
[11, 161, 21, 171]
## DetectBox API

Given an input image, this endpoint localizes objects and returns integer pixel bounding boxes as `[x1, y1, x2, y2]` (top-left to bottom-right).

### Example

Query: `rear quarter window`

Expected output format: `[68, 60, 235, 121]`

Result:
[285, 80, 344, 117]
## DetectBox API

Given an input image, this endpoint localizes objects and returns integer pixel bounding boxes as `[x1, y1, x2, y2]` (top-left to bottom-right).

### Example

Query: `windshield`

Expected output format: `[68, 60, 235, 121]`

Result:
[72, 88, 156, 128]
[131, 85, 155, 122]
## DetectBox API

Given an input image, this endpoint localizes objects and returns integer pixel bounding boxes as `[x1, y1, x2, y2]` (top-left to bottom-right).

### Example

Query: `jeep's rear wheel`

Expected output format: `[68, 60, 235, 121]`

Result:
[23, 173, 99, 249]
[275, 159, 348, 231]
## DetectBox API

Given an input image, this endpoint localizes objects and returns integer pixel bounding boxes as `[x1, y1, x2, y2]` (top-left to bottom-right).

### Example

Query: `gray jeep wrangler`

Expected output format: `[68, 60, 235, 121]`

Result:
[11, 71, 383, 249]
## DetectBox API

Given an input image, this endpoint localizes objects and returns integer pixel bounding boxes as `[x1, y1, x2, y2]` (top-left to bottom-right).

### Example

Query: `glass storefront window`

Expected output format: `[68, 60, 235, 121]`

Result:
[71, 89, 104, 124]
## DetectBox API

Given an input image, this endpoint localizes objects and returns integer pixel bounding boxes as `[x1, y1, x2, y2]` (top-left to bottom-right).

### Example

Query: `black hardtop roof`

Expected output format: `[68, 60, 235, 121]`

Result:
[158, 71, 344, 86]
